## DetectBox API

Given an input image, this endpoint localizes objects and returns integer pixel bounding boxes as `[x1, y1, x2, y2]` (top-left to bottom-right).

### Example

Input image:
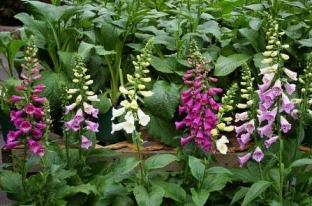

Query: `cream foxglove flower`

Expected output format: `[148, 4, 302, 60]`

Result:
[85, 80, 93, 85]
[111, 107, 126, 120]
[120, 100, 130, 108]
[216, 135, 229, 154]
[130, 99, 138, 109]
[87, 95, 100, 102]
[124, 113, 135, 133]
[119, 86, 129, 94]
[138, 91, 154, 97]
[68, 89, 79, 94]
[137, 108, 150, 126]
[111, 122, 125, 134]
[284, 68, 298, 81]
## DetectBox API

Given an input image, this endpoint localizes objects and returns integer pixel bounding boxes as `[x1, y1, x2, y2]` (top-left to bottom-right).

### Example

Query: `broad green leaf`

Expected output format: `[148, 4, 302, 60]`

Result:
[190, 188, 209, 206]
[244, 4, 264, 11]
[133, 185, 165, 206]
[249, 18, 262, 31]
[36, 70, 71, 110]
[147, 114, 181, 147]
[298, 38, 312, 47]
[289, 158, 312, 169]
[25, 154, 41, 172]
[78, 41, 95, 60]
[61, 183, 97, 197]
[116, 157, 140, 174]
[144, 154, 179, 171]
[92, 93, 112, 114]
[282, 0, 306, 9]
[145, 81, 180, 119]
[58, 51, 74, 73]
[0, 170, 23, 195]
[188, 156, 205, 181]
[207, 167, 232, 175]
[230, 187, 249, 205]
[241, 180, 271, 206]
[101, 184, 128, 199]
[214, 54, 251, 76]
[152, 181, 186, 203]
[150, 56, 176, 73]
[203, 173, 231, 192]
[112, 195, 134, 206]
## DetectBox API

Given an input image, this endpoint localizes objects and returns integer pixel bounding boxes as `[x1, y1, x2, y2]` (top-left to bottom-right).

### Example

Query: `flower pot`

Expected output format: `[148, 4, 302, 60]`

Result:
[0, 108, 15, 142]
[96, 107, 125, 145]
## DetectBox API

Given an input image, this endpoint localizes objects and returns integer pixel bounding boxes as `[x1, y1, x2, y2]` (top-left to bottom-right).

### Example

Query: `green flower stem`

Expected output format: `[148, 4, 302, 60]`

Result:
[134, 131, 146, 186]
[21, 140, 28, 196]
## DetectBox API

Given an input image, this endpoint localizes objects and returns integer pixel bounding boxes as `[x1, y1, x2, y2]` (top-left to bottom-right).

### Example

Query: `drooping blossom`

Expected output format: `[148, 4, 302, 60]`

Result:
[252, 147, 264, 162]
[238, 152, 252, 167]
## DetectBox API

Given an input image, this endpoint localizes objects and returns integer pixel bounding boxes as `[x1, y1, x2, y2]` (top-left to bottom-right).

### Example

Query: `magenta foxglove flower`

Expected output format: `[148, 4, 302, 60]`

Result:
[238, 152, 252, 167]
[265, 136, 278, 148]
[19, 120, 32, 133]
[81, 136, 92, 149]
[10, 95, 24, 102]
[32, 128, 43, 139]
[25, 103, 36, 115]
[28, 139, 45, 157]
[252, 147, 264, 162]
[280, 116, 291, 133]
[10, 110, 24, 121]
[244, 119, 255, 134]
[181, 136, 193, 146]
[15, 85, 26, 91]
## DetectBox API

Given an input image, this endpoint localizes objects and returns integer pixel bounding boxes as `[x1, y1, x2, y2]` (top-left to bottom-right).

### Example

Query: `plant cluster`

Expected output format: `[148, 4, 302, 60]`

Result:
[1, 0, 312, 205]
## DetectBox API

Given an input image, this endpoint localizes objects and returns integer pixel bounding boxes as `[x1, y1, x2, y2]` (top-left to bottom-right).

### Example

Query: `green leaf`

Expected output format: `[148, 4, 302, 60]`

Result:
[147, 114, 181, 147]
[214, 54, 251, 76]
[0, 170, 23, 196]
[150, 56, 176, 73]
[190, 188, 209, 206]
[145, 81, 180, 119]
[202, 173, 231, 193]
[249, 18, 262, 31]
[230, 187, 249, 205]
[61, 183, 97, 197]
[289, 158, 312, 169]
[36, 70, 71, 110]
[152, 181, 186, 203]
[298, 38, 312, 47]
[241, 180, 271, 206]
[144, 154, 179, 171]
[133, 185, 165, 206]
[207, 167, 232, 175]
[112, 195, 134, 206]
[92, 93, 112, 114]
[188, 156, 205, 181]
[116, 157, 140, 174]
